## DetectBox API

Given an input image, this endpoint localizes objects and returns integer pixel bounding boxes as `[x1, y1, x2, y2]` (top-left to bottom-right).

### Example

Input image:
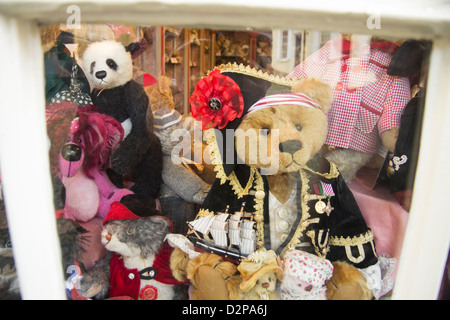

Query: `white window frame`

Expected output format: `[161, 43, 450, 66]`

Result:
[0, 0, 449, 300]
[276, 29, 293, 61]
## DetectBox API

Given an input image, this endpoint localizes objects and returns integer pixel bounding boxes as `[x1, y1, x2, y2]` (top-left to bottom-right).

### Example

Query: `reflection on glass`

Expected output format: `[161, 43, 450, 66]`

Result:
[27, 23, 438, 300]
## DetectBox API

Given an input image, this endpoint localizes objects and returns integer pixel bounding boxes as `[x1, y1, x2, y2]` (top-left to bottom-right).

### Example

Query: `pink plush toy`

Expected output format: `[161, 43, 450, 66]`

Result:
[279, 250, 334, 300]
[59, 111, 133, 222]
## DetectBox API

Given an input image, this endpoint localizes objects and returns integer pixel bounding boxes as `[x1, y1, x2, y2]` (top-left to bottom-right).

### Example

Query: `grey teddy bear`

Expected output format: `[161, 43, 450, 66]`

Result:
[153, 108, 211, 234]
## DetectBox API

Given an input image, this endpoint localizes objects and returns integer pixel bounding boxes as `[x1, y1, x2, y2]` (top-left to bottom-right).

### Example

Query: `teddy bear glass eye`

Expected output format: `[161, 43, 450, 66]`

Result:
[261, 127, 270, 135]
[90, 61, 96, 74]
[295, 124, 302, 131]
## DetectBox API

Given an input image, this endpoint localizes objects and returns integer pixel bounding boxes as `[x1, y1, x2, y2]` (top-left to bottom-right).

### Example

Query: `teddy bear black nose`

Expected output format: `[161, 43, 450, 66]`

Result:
[279, 140, 302, 154]
[61, 144, 82, 162]
[95, 70, 107, 79]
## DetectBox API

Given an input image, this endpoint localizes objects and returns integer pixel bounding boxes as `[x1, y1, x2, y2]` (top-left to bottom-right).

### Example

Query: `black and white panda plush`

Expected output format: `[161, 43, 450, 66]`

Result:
[82, 40, 162, 200]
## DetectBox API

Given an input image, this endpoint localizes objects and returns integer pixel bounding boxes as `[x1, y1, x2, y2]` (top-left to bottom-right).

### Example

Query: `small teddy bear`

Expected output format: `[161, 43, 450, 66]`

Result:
[242, 273, 279, 300]
[79, 198, 187, 300]
[279, 250, 333, 300]
[237, 249, 283, 300]
[144, 75, 175, 112]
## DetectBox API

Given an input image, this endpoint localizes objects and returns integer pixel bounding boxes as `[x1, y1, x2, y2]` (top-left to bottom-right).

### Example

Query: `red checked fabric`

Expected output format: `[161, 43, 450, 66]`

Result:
[287, 37, 411, 154]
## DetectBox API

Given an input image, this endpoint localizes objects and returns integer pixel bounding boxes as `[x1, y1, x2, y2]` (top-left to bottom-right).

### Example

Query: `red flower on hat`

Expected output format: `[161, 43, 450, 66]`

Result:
[190, 69, 244, 130]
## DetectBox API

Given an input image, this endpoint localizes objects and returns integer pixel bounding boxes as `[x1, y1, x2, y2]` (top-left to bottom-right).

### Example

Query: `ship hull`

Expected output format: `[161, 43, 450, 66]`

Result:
[187, 234, 248, 261]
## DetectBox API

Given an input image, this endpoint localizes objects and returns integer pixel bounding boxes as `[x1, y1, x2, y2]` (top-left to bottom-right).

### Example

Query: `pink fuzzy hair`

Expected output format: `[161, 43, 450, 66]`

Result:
[47, 102, 79, 176]
[72, 111, 124, 178]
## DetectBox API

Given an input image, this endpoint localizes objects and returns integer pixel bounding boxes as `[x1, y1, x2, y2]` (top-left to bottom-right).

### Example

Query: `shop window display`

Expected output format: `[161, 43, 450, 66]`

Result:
[1, 21, 446, 300]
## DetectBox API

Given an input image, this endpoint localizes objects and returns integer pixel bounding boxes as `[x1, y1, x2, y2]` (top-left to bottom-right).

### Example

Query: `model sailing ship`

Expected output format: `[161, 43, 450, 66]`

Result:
[187, 203, 256, 260]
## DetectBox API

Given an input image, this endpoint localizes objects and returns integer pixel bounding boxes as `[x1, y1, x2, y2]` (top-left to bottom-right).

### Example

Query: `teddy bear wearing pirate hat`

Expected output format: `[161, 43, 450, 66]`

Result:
[169, 63, 395, 300]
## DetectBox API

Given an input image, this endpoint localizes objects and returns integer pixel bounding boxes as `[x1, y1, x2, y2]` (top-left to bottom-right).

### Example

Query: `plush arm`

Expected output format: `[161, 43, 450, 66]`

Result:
[162, 157, 211, 204]
[111, 81, 152, 175]
[377, 76, 411, 138]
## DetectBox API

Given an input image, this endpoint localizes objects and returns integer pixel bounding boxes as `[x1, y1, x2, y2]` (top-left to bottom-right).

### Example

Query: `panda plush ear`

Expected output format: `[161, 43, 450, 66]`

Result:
[124, 37, 147, 59]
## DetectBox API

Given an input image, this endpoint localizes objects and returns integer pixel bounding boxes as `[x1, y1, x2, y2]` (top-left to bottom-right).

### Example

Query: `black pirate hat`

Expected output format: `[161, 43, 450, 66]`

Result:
[190, 63, 295, 176]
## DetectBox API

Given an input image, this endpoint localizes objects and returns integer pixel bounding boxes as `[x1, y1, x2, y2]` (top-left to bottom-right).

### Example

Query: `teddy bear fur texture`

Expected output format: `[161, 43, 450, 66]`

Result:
[237, 249, 283, 300]
[326, 261, 373, 300]
[186, 252, 240, 300]
[169, 247, 240, 300]
[242, 273, 278, 300]
[144, 75, 175, 111]
[82, 40, 162, 200]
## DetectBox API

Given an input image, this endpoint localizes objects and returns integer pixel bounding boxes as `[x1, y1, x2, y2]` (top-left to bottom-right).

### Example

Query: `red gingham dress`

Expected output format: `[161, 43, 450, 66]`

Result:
[287, 37, 411, 154]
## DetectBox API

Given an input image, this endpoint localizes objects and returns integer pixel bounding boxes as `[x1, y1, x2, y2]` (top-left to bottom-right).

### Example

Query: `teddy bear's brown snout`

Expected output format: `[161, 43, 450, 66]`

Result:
[279, 140, 302, 155]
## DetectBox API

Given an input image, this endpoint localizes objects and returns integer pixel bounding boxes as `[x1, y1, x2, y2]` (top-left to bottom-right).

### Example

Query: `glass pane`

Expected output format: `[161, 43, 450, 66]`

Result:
[11, 22, 432, 301]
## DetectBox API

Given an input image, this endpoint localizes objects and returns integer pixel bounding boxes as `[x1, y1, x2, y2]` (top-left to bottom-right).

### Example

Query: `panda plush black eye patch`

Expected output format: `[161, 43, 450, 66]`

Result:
[90, 61, 96, 74]
[106, 59, 118, 71]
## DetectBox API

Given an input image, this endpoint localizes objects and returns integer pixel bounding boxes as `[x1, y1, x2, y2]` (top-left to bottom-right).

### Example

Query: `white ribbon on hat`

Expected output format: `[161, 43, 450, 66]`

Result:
[246, 93, 322, 117]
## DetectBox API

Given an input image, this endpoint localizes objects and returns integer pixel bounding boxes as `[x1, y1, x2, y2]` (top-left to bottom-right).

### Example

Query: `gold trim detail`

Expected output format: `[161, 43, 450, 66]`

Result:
[345, 244, 366, 264]
[329, 231, 377, 262]
[196, 208, 215, 218]
[305, 230, 330, 258]
[282, 168, 312, 254]
[204, 129, 265, 248]
[302, 161, 340, 180]
[328, 230, 374, 246]
[229, 169, 256, 199]
[212, 62, 300, 87]
[281, 163, 339, 256]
